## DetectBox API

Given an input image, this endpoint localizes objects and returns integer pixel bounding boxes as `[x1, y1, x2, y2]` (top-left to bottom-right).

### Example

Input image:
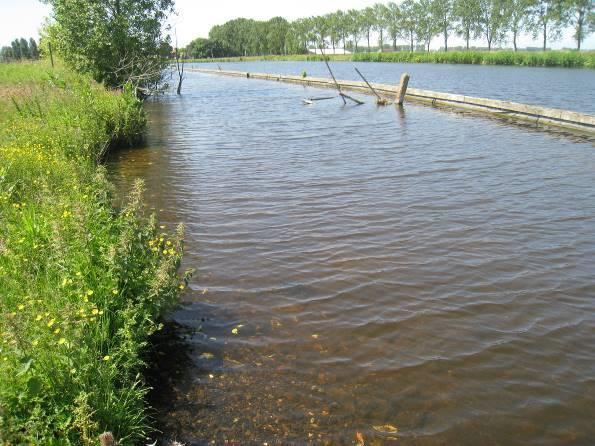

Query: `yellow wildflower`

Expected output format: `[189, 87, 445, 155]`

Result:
[102, 355, 111, 361]
[47, 318, 56, 327]
[58, 338, 66, 345]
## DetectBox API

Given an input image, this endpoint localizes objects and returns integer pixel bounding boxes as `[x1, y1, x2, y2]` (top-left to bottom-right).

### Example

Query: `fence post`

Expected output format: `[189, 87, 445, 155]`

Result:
[48, 42, 54, 68]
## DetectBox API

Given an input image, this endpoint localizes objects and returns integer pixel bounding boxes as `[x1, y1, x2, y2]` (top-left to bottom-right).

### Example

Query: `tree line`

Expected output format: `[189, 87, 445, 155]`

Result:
[1, 38, 40, 62]
[185, 0, 593, 59]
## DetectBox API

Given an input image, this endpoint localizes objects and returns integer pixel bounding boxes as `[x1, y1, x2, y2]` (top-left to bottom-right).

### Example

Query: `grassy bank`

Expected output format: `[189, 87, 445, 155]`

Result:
[353, 50, 595, 67]
[0, 61, 185, 444]
[188, 50, 595, 68]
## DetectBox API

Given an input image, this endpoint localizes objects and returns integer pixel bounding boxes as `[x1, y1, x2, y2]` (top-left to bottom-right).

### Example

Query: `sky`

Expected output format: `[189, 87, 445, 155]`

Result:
[1, 0, 594, 50]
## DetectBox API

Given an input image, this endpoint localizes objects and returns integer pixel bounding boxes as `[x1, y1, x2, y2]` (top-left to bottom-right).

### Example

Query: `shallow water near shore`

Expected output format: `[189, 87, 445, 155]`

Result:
[108, 67, 595, 445]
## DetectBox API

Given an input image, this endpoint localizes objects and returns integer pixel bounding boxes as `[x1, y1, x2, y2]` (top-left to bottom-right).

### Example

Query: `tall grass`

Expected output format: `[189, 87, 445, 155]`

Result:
[353, 50, 595, 68]
[188, 50, 594, 68]
[0, 61, 186, 445]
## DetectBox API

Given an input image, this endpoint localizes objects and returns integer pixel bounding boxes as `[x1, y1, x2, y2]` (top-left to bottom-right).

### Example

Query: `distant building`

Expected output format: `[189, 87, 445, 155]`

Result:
[308, 48, 351, 55]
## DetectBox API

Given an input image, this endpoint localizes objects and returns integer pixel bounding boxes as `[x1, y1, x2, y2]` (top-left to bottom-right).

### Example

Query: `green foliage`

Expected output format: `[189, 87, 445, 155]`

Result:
[185, 37, 231, 59]
[1, 37, 40, 63]
[187, 54, 352, 63]
[42, 0, 174, 88]
[208, 17, 290, 57]
[192, 0, 592, 59]
[0, 62, 185, 444]
[353, 49, 595, 67]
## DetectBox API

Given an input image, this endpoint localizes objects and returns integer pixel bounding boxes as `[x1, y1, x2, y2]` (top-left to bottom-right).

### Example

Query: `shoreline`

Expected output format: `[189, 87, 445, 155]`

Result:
[184, 50, 595, 69]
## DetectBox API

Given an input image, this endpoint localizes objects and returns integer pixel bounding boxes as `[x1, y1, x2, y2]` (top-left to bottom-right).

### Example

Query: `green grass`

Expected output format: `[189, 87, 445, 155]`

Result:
[188, 50, 595, 68]
[0, 61, 186, 445]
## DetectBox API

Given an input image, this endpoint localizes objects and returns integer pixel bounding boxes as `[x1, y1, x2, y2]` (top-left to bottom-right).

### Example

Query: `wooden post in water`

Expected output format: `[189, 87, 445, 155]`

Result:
[396, 73, 410, 105]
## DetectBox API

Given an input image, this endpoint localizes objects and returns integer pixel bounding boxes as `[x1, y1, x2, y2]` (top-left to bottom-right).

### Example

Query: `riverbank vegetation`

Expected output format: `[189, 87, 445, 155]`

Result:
[0, 60, 186, 444]
[187, 49, 594, 68]
[186, 0, 593, 60]
[353, 48, 595, 66]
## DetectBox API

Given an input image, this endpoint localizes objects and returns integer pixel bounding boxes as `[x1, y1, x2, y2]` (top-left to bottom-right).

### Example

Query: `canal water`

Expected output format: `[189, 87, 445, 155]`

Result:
[193, 61, 595, 113]
[108, 64, 595, 445]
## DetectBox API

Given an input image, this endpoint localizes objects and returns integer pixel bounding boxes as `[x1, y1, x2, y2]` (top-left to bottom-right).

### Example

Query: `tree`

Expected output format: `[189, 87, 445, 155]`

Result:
[400, 0, 418, 51]
[1, 46, 15, 61]
[414, 0, 438, 52]
[19, 38, 31, 59]
[504, 0, 534, 51]
[347, 9, 364, 52]
[386, 2, 402, 50]
[361, 7, 376, 51]
[267, 17, 289, 55]
[186, 37, 230, 58]
[528, 0, 568, 50]
[11, 39, 22, 59]
[373, 3, 390, 51]
[568, 0, 594, 49]
[431, 0, 455, 51]
[325, 12, 340, 52]
[478, 0, 507, 50]
[334, 10, 350, 53]
[288, 18, 310, 54]
[43, 0, 174, 88]
[29, 38, 40, 59]
[454, 0, 481, 49]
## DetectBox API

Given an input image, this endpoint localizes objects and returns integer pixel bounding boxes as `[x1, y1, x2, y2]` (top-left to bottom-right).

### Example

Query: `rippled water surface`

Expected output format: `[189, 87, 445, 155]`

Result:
[108, 69, 595, 445]
[194, 61, 595, 113]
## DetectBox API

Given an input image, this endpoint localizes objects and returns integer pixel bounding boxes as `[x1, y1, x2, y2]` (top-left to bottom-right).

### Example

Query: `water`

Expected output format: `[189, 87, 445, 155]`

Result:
[108, 68, 595, 445]
[193, 61, 595, 113]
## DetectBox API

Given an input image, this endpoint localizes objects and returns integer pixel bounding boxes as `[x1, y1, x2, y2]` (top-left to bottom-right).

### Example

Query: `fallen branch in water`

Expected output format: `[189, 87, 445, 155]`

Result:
[354, 67, 390, 106]
[319, 45, 364, 106]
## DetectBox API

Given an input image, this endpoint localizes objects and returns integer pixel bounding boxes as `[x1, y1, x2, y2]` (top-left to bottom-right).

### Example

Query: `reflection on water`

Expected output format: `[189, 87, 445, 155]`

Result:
[108, 70, 595, 445]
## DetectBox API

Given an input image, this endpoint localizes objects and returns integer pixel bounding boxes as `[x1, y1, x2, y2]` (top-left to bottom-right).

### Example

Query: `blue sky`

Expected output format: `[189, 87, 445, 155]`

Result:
[1, 0, 593, 50]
